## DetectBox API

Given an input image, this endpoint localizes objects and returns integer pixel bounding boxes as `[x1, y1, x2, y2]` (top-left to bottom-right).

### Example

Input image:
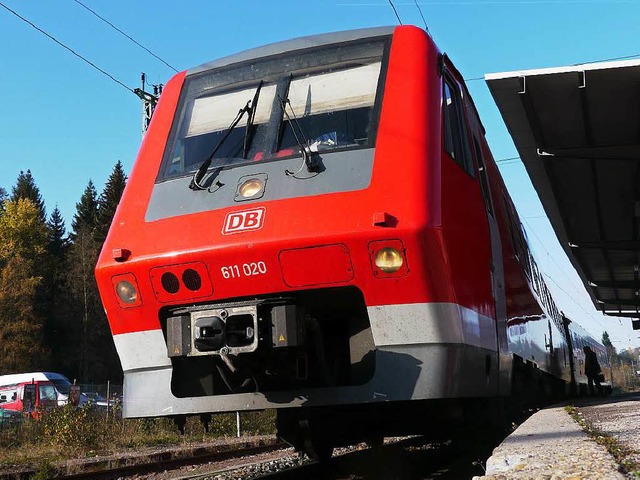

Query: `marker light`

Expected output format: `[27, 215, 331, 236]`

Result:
[239, 178, 264, 198]
[112, 273, 142, 308]
[374, 247, 404, 273]
[369, 239, 409, 278]
[116, 280, 138, 304]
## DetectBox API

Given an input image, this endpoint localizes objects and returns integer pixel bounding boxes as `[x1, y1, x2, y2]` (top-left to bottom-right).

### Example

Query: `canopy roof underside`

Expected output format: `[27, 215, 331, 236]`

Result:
[486, 59, 640, 318]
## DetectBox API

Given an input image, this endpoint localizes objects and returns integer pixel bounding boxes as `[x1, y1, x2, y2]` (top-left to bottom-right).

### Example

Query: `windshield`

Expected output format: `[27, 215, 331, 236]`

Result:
[51, 378, 71, 395]
[158, 39, 387, 182]
[278, 63, 381, 154]
[168, 83, 277, 177]
[39, 385, 57, 401]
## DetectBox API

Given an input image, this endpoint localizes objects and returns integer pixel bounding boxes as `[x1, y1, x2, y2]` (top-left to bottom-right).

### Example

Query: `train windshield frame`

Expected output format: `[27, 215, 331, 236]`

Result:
[157, 38, 390, 183]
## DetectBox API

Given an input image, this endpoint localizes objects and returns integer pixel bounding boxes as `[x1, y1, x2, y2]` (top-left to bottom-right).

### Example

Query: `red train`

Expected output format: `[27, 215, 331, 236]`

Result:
[95, 25, 608, 458]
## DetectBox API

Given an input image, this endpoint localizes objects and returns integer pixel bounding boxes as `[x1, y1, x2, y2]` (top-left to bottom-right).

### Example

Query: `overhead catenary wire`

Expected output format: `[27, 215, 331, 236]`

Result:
[496, 159, 522, 166]
[521, 216, 609, 331]
[388, 0, 403, 24]
[572, 52, 640, 66]
[413, 0, 429, 32]
[0, 1, 134, 94]
[543, 271, 609, 330]
[494, 156, 523, 167]
[72, 0, 178, 73]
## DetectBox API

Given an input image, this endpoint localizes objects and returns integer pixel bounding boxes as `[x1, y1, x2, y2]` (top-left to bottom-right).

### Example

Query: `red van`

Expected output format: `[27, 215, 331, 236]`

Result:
[0, 381, 58, 418]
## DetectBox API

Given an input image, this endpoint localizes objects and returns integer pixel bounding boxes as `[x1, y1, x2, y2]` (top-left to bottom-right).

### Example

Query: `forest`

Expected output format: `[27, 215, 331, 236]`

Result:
[0, 163, 126, 383]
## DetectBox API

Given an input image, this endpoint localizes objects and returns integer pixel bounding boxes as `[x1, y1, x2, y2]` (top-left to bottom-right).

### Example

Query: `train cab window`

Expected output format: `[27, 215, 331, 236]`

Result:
[157, 38, 388, 182]
[443, 77, 474, 177]
[277, 63, 381, 155]
[166, 83, 278, 176]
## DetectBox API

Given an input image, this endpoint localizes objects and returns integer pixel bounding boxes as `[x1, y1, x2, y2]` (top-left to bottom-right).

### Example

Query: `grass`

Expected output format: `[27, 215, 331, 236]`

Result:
[565, 405, 640, 478]
[0, 404, 276, 474]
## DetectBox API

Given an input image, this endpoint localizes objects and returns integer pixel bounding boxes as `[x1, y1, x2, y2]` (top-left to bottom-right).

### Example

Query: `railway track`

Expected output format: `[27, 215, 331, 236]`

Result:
[157, 429, 508, 480]
[7, 408, 526, 479]
[213, 410, 529, 480]
[1, 439, 286, 480]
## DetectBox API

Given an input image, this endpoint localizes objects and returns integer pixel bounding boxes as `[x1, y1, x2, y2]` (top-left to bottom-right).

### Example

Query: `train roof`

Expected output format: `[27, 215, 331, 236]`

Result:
[188, 27, 396, 76]
[486, 59, 640, 321]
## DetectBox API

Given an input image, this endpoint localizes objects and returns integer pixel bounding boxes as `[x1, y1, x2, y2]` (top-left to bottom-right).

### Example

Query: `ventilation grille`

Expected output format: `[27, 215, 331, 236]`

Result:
[150, 262, 212, 303]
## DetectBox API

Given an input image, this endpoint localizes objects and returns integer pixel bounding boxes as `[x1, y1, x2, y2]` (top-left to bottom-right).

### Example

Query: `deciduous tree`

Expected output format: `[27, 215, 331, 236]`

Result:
[0, 198, 48, 264]
[0, 199, 48, 372]
[0, 257, 46, 372]
[0, 187, 7, 214]
[602, 330, 619, 366]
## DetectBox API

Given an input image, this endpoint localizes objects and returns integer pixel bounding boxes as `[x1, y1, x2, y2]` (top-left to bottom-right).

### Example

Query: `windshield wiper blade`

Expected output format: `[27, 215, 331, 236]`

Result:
[189, 102, 251, 191]
[276, 92, 320, 174]
[243, 80, 264, 159]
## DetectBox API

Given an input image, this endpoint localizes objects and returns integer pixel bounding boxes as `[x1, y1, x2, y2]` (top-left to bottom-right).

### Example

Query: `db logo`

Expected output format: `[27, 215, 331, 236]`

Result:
[222, 207, 265, 235]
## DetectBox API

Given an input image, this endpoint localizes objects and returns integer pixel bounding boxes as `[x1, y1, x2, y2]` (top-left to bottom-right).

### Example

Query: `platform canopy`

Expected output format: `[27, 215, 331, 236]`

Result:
[486, 59, 640, 320]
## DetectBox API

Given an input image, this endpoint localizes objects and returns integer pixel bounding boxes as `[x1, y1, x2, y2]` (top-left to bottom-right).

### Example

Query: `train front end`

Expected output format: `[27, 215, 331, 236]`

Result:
[96, 26, 454, 435]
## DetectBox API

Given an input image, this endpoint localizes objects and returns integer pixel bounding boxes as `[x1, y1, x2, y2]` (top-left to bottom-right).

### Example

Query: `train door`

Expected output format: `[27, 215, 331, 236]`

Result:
[23, 383, 36, 415]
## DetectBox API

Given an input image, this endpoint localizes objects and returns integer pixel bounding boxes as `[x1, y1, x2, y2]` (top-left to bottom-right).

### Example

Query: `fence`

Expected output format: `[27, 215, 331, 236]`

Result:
[76, 382, 123, 402]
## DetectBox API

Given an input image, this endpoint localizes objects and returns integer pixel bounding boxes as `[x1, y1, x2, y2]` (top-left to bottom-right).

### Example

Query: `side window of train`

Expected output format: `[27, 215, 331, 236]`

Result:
[502, 194, 534, 280]
[443, 77, 474, 177]
[473, 137, 493, 216]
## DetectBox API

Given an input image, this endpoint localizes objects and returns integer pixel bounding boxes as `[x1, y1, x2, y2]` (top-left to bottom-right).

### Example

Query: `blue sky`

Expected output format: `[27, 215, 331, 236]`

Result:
[1, 0, 639, 350]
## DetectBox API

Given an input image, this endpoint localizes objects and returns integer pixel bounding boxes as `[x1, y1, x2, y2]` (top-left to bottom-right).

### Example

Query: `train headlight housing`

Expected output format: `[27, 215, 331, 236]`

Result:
[239, 178, 264, 198]
[111, 273, 142, 308]
[235, 174, 267, 202]
[369, 239, 409, 277]
[116, 281, 138, 303]
[374, 248, 403, 273]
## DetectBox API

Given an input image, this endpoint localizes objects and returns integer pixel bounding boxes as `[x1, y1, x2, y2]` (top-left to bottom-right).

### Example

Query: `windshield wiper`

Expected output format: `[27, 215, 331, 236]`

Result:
[277, 90, 320, 174]
[189, 104, 250, 190]
[189, 82, 263, 191]
[243, 80, 263, 159]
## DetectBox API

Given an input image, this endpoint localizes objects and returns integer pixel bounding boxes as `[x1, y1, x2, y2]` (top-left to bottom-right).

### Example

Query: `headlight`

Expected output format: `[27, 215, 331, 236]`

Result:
[116, 280, 138, 304]
[111, 273, 142, 308]
[239, 178, 264, 198]
[374, 247, 404, 273]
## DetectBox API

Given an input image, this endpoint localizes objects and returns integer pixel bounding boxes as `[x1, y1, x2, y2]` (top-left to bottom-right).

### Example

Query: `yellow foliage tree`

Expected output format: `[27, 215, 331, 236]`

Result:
[0, 257, 46, 371]
[0, 199, 47, 263]
[0, 199, 48, 372]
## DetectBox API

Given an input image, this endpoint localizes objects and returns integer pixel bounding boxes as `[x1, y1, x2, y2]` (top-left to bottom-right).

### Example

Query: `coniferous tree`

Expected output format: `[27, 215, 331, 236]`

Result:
[71, 180, 99, 238]
[11, 170, 46, 223]
[47, 206, 69, 257]
[44, 206, 71, 372]
[66, 180, 110, 381]
[96, 161, 127, 242]
[92, 164, 127, 380]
